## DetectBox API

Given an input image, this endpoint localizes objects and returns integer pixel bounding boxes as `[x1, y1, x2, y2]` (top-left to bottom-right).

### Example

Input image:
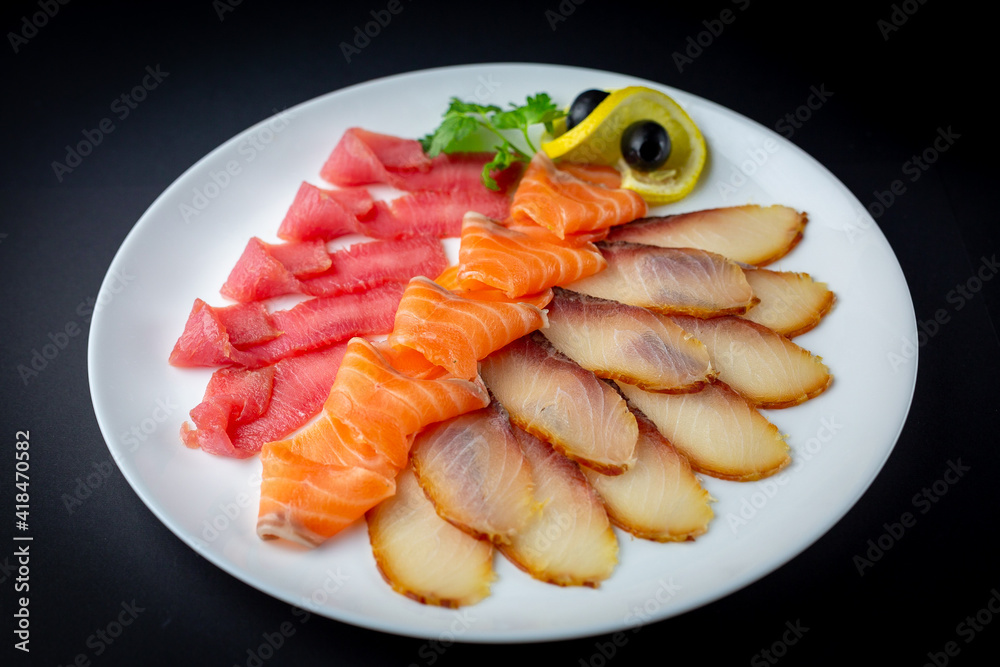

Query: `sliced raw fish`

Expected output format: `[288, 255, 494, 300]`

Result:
[393, 152, 522, 193]
[277, 182, 372, 242]
[583, 409, 713, 541]
[299, 236, 448, 298]
[564, 242, 757, 317]
[499, 428, 618, 587]
[742, 268, 835, 337]
[180, 365, 275, 458]
[388, 276, 548, 380]
[556, 162, 622, 189]
[606, 205, 807, 266]
[510, 153, 647, 238]
[169, 299, 279, 367]
[361, 189, 512, 240]
[257, 444, 395, 547]
[457, 212, 606, 298]
[320, 128, 431, 187]
[665, 315, 832, 408]
[238, 282, 405, 367]
[542, 288, 714, 393]
[480, 334, 637, 475]
[220, 237, 331, 302]
[367, 467, 495, 608]
[369, 339, 448, 380]
[617, 381, 790, 481]
[230, 344, 348, 453]
[324, 337, 490, 469]
[434, 265, 554, 310]
[411, 404, 536, 544]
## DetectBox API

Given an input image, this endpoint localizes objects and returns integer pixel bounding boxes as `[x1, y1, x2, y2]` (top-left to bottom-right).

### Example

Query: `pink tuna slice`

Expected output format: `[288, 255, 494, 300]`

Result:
[236, 282, 405, 367]
[181, 344, 348, 458]
[360, 190, 512, 240]
[169, 299, 281, 367]
[320, 128, 431, 187]
[277, 182, 374, 242]
[221, 237, 332, 303]
[180, 364, 276, 458]
[299, 236, 448, 298]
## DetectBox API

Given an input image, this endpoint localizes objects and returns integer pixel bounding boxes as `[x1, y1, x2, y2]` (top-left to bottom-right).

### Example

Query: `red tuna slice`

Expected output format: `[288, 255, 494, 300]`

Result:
[170, 298, 280, 367]
[238, 282, 405, 367]
[320, 128, 431, 187]
[277, 182, 373, 242]
[180, 365, 276, 458]
[299, 236, 448, 298]
[360, 190, 512, 240]
[215, 301, 282, 347]
[392, 152, 523, 193]
[220, 238, 330, 303]
[231, 343, 348, 453]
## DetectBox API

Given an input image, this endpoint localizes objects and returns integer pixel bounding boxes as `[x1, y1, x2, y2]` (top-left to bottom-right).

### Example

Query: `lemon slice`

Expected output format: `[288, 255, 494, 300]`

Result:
[541, 86, 707, 205]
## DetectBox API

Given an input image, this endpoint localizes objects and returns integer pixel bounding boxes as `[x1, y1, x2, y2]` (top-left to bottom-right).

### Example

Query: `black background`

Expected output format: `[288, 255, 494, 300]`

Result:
[1, 1, 997, 665]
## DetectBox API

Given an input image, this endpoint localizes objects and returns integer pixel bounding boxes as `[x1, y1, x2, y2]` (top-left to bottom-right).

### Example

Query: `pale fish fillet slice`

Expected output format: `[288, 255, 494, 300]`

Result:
[741, 268, 835, 337]
[410, 404, 536, 545]
[583, 408, 714, 541]
[606, 205, 807, 267]
[617, 381, 790, 481]
[542, 287, 715, 393]
[500, 427, 618, 587]
[564, 242, 757, 317]
[480, 333, 638, 475]
[664, 315, 832, 409]
[366, 467, 494, 608]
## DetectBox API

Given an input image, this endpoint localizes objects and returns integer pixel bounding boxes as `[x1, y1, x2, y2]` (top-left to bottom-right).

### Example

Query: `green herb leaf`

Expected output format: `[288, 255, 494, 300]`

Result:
[420, 92, 566, 188]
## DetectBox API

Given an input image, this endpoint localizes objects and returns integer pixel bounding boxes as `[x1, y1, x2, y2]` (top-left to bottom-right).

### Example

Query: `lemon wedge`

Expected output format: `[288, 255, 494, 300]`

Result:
[541, 86, 707, 205]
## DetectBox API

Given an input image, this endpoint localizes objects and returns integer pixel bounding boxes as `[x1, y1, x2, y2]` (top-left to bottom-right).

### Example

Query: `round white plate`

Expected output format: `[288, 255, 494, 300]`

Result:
[88, 63, 917, 642]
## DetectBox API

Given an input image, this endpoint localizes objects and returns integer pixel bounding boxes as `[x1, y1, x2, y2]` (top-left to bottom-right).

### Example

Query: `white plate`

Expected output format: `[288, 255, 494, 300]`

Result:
[88, 63, 917, 642]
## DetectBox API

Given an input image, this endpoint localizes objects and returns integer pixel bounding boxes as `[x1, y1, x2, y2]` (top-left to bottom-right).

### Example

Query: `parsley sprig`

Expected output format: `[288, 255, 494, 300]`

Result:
[420, 93, 565, 190]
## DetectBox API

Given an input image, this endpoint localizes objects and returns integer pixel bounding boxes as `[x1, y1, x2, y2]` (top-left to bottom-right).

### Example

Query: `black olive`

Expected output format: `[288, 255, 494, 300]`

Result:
[620, 120, 671, 171]
[566, 89, 610, 130]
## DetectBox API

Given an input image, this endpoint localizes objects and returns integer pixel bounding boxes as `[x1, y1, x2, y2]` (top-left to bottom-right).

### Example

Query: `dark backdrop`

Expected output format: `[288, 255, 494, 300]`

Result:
[1, 1, 997, 665]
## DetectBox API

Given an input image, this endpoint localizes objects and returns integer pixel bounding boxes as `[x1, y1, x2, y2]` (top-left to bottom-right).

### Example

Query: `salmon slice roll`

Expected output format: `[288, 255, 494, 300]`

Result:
[388, 276, 548, 380]
[510, 153, 647, 238]
[457, 212, 607, 299]
[257, 445, 395, 547]
[435, 265, 554, 309]
[324, 337, 491, 468]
